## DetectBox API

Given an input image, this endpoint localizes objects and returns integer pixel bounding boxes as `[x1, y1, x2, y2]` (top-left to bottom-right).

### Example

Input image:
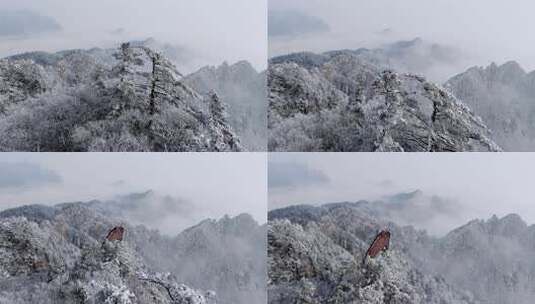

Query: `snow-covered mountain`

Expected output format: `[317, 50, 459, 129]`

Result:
[268, 50, 500, 152]
[184, 61, 267, 151]
[268, 202, 535, 304]
[436, 214, 535, 304]
[0, 198, 266, 304]
[0, 42, 242, 152]
[268, 203, 476, 304]
[446, 61, 535, 151]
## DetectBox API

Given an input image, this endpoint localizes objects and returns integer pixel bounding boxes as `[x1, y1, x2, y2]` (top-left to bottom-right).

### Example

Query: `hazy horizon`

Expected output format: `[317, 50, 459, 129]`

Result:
[269, 153, 535, 235]
[0, 0, 267, 72]
[0, 153, 268, 234]
[269, 0, 535, 80]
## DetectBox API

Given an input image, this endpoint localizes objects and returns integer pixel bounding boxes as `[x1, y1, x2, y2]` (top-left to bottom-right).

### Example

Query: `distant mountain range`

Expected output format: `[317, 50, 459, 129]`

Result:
[446, 61, 535, 151]
[268, 197, 535, 304]
[184, 60, 267, 151]
[0, 195, 266, 304]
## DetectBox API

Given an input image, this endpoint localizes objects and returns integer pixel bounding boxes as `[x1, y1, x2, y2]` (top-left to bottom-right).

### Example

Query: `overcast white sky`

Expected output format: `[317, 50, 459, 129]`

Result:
[0, 0, 267, 71]
[269, 153, 535, 231]
[269, 0, 535, 73]
[0, 153, 267, 227]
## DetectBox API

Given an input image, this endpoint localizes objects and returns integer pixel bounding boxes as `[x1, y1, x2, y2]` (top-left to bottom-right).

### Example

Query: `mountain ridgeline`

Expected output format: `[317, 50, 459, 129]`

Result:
[184, 61, 267, 151]
[0, 198, 266, 304]
[0, 40, 264, 151]
[268, 200, 535, 304]
[446, 61, 535, 151]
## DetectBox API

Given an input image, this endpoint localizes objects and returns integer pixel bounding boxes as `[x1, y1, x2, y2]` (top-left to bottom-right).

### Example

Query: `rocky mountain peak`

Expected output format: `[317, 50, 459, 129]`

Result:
[183, 58, 266, 151]
[487, 213, 527, 236]
[446, 60, 535, 151]
[485, 60, 526, 83]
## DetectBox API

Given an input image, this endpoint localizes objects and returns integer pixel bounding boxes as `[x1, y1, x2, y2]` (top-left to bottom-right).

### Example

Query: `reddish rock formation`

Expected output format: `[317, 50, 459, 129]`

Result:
[364, 230, 390, 262]
[106, 226, 125, 242]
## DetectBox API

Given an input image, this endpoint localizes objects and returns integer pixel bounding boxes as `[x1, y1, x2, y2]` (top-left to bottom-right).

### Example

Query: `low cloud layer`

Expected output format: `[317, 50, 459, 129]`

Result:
[0, 0, 266, 71]
[378, 190, 466, 235]
[269, 153, 535, 235]
[0, 10, 61, 37]
[268, 10, 329, 38]
[0, 162, 61, 190]
[269, 0, 535, 78]
[269, 161, 329, 190]
[0, 153, 267, 231]
[88, 190, 203, 235]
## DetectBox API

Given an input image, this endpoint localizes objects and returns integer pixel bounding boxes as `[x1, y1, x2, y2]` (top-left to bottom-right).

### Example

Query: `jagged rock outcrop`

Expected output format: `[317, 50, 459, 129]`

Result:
[436, 214, 535, 304]
[184, 61, 267, 151]
[268, 51, 501, 152]
[170, 214, 267, 304]
[0, 43, 242, 152]
[0, 199, 265, 304]
[446, 61, 535, 151]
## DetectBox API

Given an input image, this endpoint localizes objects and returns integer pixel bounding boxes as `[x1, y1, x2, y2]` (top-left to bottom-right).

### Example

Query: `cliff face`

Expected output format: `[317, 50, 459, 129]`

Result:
[0, 200, 266, 304]
[446, 61, 535, 151]
[0, 43, 242, 152]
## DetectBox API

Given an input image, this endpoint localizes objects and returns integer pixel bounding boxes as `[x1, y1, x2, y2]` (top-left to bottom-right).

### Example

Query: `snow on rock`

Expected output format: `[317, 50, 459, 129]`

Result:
[0, 43, 242, 152]
[0, 199, 265, 304]
[269, 201, 535, 304]
[183, 61, 266, 151]
[0, 203, 218, 304]
[138, 272, 215, 304]
[268, 51, 501, 152]
[267, 204, 479, 304]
